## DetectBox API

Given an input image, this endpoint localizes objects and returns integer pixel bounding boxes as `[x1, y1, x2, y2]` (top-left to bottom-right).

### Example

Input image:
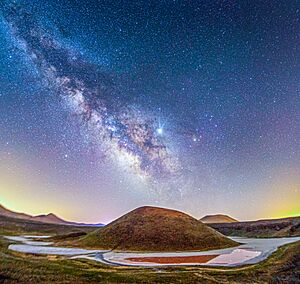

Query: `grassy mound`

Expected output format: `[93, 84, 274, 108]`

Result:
[77, 206, 238, 251]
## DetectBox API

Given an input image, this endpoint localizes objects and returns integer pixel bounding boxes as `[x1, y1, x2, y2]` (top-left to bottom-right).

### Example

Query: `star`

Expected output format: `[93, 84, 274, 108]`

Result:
[156, 128, 163, 135]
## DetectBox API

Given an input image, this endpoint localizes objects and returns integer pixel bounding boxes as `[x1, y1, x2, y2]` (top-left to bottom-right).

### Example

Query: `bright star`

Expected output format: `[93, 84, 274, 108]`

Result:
[157, 128, 163, 135]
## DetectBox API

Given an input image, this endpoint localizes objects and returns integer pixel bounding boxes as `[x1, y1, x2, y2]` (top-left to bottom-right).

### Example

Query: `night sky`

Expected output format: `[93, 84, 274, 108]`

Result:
[0, 0, 299, 223]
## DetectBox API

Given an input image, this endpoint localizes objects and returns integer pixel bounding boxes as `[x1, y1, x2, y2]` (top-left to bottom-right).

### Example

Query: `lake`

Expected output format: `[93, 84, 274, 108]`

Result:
[4, 235, 300, 267]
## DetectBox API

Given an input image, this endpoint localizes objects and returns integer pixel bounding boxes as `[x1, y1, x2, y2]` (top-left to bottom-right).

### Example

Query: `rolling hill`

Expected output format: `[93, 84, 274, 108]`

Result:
[77, 206, 238, 251]
[200, 214, 238, 224]
[0, 213, 96, 236]
[0, 204, 103, 227]
[0, 204, 33, 220]
[209, 216, 300, 237]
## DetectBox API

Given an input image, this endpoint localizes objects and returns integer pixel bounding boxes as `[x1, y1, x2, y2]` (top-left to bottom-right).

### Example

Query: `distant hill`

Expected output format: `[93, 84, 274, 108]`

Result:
[200, 214, 238, 224]
[76, 206, 238, 251]
[209, 216, 300, 238]
[0, 204, 103, 227]
[0, 204, 33, 221]
[0, 214, 96, 236]
[32, 213, 70, 225]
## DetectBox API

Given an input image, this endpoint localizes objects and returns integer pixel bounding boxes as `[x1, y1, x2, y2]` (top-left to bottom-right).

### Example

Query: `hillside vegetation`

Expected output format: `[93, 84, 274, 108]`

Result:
[76, 206, 238, 251]
[210, 216, 300, 238]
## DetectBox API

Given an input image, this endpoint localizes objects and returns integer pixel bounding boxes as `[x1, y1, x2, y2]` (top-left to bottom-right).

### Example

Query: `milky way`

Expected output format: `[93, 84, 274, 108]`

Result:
[0, 0, 299, 222]
[2, 3, 180, 185]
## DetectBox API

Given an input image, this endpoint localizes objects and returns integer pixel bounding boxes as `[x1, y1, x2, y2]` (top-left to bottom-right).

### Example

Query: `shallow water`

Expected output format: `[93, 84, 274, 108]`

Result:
[4, 236, 30, 242]
[100, 236, 300, 266]
[4, 235, 51, 243]
[207, 248, 261, 265]
[9, 244, 99, 255]
[4, 235, 300, 267]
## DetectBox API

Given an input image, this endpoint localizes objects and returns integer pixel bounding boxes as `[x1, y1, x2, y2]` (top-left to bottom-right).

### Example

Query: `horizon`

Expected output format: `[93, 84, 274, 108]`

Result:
[0, 1, 299, 224]
[1, 201, 299, 225]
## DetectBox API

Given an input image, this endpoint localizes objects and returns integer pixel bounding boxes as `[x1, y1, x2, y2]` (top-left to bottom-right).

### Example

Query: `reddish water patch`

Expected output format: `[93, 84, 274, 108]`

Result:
[126, 254, 219, 264]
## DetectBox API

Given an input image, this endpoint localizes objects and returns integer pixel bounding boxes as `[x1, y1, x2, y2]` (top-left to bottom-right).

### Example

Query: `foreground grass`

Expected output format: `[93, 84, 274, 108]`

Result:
[0, 215, 299, 283]
[1, 236, 299, 283]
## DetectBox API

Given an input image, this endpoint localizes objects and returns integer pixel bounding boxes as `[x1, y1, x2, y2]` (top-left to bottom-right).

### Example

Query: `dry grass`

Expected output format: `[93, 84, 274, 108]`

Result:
[76, 206, 238, 251]
[210, 216, 300, 238]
